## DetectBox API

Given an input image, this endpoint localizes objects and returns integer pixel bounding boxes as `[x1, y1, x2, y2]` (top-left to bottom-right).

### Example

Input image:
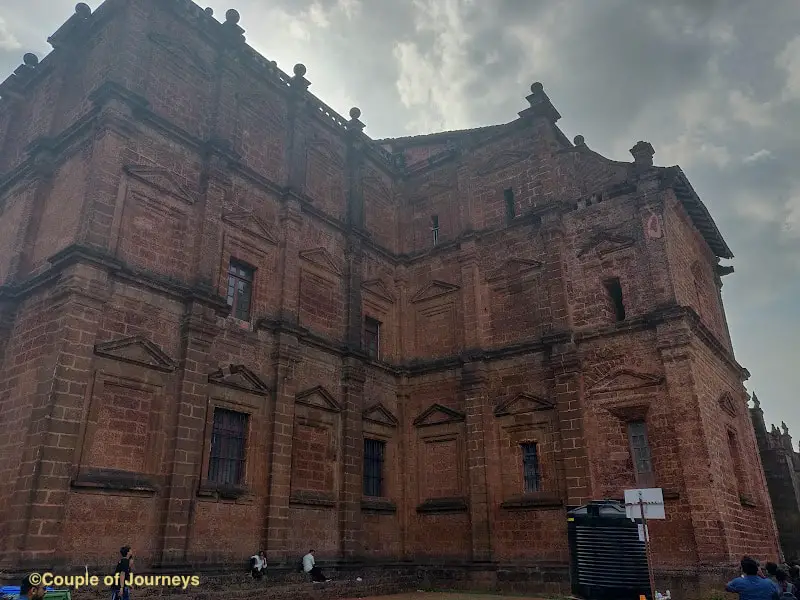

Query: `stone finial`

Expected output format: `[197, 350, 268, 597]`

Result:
[574, 135, 585, 146]
[225, 9, 240, 23]
[221, 8, 245, 42]
[23, 53, 38, 67]
[204, 7, 214, 16]
[518, 81, 561, 123]
[290, 63, 310, 91]
[630, 141, 655, 167]
[752, 392, 761, 409]
[75, 3, 91, 17]
[48, 3, 91, 49]
[772, 424, 779, 434]
[782, 421, 790, 436]
[347, 107, 364, 133]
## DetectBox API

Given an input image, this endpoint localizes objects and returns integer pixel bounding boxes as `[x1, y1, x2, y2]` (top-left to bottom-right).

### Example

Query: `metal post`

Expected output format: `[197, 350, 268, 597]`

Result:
[639, 492, 656, 600]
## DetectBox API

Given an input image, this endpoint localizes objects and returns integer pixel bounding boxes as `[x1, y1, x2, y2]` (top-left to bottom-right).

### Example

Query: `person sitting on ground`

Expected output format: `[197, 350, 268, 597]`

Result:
[775, 569, 797, 599]
[302, 549, 329, 583]
[250, 550, 266, 580]
[726, 556, 779, 600]
[17, 574, 45, 600]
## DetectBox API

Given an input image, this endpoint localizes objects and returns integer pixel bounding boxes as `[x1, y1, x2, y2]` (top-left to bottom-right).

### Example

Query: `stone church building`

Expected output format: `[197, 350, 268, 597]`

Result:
[0, 0, 780, 580]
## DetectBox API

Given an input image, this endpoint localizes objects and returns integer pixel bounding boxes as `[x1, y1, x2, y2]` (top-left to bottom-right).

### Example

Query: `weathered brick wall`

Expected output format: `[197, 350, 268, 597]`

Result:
[0, 0, 781, 582]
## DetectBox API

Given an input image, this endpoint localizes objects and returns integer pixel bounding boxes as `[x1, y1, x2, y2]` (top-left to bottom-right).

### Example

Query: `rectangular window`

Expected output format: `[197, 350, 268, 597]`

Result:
[363, 438, 386, 497]
[364, 317, 381, 360]
[627, 421, 655, 488]
[227, 260, 255, 321]
[208, 408, 248, 486]
[431, 215, 439, 246]
[521, 442, 541, 493]
[504, 188, 516, 221]
[604, 277, 626, 321]
[728, 430, 744, 494]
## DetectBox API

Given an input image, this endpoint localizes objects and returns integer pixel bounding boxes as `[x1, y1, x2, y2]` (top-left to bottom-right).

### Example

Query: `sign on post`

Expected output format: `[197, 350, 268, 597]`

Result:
[624, 488, 665, 520]
[624, 488, 665, 600]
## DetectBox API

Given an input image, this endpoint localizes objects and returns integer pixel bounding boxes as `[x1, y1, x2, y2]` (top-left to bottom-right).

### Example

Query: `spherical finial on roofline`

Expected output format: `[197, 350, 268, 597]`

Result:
[574, 135, 584, 146]
[293, 63, 307, 77]
[225, 9, 240, 24]
[23, 53, 38, 67]
[349, 107, 361, 120]
[75, 2, 91, 17]
[531, 82, 543, 94]
[204, 7, 214, 16]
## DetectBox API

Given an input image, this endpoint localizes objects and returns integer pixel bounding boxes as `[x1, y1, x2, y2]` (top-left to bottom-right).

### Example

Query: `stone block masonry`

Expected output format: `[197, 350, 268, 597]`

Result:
[0, 0, 781, 592]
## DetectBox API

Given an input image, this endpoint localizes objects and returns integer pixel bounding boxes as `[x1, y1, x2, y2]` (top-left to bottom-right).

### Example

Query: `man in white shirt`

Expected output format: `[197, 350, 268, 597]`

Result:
[250, 550, 266, 579]
[302, 549, 329, 582]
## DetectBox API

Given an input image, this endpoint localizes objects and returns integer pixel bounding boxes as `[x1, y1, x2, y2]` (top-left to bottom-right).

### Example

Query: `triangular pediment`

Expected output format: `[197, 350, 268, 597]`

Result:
[494, 392, 555, 417]
[411, 280, 460, 303]
[487, 258, 543, 282]
[718, 392, 738, 417]
[578, 231, 635, 257]
[362, 279, 396, 303]
[208, 364, 270, 395]
[363, 402, 398, 427]
[475, 150, 532, 176]
[147, 32, 211, 77]
[299, 248, 342, 276]
[588, 368, 664, 395]
[296, 385, 341, 413]
[222, 211, 279, 245]
[124, 165, 195, 205]
[413, 403, 465, 427]
[308, 139, 344, 167]
[94, 336, 176, 372]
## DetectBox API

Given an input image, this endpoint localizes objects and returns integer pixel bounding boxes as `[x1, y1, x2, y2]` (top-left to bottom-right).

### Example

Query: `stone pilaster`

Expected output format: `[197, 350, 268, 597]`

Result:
[549, 344, 588, 506]
[461, 361, 492, 561]
[157, 301, 221, 566]
[286, 64, 310, 192]
[657, 319, 728, 563]
[339, 358, 366, 559]
[7, 260, 110, 567]
[540, 208, 569, 333]
[277, 198, 303, 324]
[396, 377, 411, 560]
[458, 240, 483, 350]
[264, 333, 301, 561]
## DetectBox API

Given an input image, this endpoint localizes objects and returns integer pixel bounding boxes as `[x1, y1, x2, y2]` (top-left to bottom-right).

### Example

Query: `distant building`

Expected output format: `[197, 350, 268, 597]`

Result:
[0, 0, 781, 584]
[751, 394, 800, 561]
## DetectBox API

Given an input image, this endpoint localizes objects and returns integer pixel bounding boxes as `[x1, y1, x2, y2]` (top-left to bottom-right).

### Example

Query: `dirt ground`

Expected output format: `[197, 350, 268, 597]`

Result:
[350, 593, 549, 600]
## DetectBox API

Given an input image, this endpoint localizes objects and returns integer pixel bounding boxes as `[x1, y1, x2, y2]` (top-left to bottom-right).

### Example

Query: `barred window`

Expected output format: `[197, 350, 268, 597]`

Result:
[521, 442, 541, 493]
[208, 408, 248, 486]
[364, 317, 381, 360]
[628, 420, 655, 488]
[227, 260, 254, 321]
[363, 438, 386, 497]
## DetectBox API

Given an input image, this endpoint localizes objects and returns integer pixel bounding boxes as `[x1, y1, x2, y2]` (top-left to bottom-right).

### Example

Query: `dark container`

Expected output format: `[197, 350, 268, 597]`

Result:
[567, 500, 651, 600]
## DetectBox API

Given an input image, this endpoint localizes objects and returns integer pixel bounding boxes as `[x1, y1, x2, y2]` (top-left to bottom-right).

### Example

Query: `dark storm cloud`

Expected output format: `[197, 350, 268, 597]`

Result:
[1, 0, 798, 434]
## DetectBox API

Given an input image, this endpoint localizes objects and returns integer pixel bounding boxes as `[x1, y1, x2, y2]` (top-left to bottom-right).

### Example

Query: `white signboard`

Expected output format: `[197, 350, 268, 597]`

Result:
[624, 488, 665, 520]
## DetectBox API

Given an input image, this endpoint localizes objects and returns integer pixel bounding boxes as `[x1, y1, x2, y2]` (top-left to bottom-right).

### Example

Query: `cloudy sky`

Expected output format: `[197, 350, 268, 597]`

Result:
[1, 0, 798, 438]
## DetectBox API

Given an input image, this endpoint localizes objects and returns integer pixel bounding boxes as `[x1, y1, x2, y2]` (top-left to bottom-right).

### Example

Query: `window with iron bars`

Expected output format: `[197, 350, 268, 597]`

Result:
[364, 317, 381, 360]
[521, 442, 541, 493]
[431, 215, 439, 246]
[208, 408, 248, 486]
[627, 420, 655, 488]
[226, 259, 255, 321]
[363, 438, 386, 497]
